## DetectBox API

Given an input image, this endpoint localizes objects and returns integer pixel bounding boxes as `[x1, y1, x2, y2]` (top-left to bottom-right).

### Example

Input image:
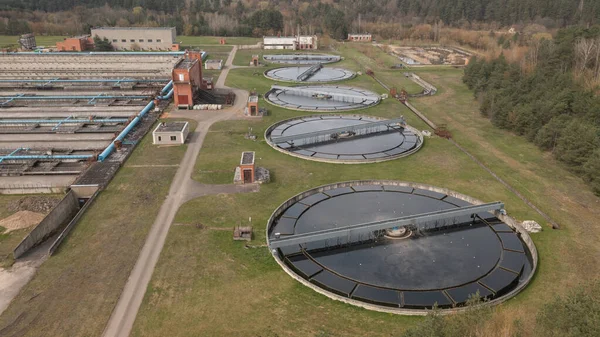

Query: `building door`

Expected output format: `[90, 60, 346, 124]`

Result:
[178, 95, 189, 106]
[250, 105, 257, 115]
[243, 169, 252, 184]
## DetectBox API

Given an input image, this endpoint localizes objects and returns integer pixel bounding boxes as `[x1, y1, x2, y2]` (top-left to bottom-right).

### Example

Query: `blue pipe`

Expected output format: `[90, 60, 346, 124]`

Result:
[52, 115, 72, 130]
[157, 88, 174, 100]
[0, 148, 25, 163]
[0, 119, 129, 124]
[98, 101, 155, 161]
[160, 80, 173, 95]
[0, 95, 150, 100]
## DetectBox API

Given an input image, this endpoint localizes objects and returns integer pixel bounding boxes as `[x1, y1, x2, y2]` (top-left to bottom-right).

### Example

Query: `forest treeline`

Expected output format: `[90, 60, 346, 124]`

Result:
[0, 0, 599, 38]
[463, 26, 600, 195]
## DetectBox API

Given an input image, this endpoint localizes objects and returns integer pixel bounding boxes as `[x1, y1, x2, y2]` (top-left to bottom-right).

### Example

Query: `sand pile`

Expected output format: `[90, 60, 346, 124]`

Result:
[0, 211, 45, 233]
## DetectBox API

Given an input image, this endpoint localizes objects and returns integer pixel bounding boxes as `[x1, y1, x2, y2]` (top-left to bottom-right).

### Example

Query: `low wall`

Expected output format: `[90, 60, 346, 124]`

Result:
[48, 190, 99, 256]
[0, 185, 67, 195]
[13, 190, 80, 259]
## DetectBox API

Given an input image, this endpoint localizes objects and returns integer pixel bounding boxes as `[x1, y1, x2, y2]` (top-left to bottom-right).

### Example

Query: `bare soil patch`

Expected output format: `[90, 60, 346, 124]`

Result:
[0, 211, 44, 233]
[7, 196, 59, 214]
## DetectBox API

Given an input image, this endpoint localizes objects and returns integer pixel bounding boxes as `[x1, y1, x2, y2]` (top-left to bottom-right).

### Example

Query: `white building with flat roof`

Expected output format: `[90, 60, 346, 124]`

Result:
[205, 59, 223, 70]
[152, 121, 189, 145]
[348, 33, 372, 42]
[263, 35, 318, 50]
[90, 27, 178, 51]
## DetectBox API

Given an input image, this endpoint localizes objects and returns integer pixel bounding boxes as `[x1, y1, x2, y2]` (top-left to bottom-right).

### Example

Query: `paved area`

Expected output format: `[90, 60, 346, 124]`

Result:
[0, 235, 54, 315]
[102, 45, 254, 337]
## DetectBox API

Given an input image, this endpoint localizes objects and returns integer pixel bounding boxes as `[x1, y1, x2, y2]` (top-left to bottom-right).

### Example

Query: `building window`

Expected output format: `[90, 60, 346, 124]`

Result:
[157, 39, 162, 43]
[158, 136, 162, 141]
[130, 39, 135, 43]
[112, 39, 117, 42]
[139, 39, 144, 42]
[148, 39, 153, 43]
[170, 136, 177, 141]
[178, 74, 184, 81]
[121, 39, 126, 43]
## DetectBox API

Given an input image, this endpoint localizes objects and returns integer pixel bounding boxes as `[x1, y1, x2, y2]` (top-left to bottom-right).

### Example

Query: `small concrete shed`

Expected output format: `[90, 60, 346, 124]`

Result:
[152, 121, 189, 145]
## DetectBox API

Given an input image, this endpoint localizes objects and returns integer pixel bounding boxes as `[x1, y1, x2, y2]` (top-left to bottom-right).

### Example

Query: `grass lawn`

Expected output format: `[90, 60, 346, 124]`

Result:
[0, 35, 65, 48]
[0, 118, 192, 337]
[177, 36, 260, 47]
[127, 43, 599, 336]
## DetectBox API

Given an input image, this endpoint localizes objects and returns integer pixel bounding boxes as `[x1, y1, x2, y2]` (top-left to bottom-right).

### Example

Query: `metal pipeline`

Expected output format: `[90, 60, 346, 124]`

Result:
[157, 88, 174, 100]
[160, 80, 173, 95]
[98, 100, 155, 161]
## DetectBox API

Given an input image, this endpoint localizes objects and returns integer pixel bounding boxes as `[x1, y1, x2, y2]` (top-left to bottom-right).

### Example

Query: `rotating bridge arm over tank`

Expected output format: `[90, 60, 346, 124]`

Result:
[271, 117, 406, 146]
[269, 201, 505, 249]
[297, 63, 323, 81]
[270, 85, 378, 104]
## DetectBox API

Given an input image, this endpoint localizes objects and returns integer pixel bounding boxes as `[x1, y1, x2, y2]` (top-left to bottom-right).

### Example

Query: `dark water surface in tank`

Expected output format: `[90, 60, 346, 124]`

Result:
[270, 184, 533, 308]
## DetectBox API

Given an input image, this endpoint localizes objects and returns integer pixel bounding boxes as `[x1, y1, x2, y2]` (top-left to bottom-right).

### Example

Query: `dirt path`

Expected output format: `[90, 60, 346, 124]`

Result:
[102, 45, 253, 337]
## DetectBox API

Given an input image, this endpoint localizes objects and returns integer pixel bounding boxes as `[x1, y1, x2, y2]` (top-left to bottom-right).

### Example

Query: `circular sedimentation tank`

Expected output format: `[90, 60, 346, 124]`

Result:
[263, 54, 341, 64]
[264, 66, 355, 83]
[267, 181, 537, 313]
[265, 114, 423, 163]
[265, 85, 380, 112]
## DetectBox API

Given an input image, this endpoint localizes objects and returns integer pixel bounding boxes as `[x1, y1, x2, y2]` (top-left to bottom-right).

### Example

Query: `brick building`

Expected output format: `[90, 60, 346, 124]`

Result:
[239, 152, 255, 184]
[172, 51, 203, 108]
[247, 95, 259, 116]
[56, 36, 94, 52]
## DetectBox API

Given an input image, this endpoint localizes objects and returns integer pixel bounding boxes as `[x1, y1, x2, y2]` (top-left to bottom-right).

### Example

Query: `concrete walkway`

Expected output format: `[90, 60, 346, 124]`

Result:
[102, 45, 253, 337]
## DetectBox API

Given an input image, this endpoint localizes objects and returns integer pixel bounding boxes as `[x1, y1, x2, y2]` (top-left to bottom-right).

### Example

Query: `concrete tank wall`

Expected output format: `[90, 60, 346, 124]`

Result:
[13, 190, 80, 258]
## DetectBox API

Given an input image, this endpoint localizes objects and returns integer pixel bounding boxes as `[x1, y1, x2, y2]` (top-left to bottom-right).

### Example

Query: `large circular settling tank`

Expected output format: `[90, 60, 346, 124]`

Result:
[263, 54, 341, 64]
[265, 85, 380, 112]
[264, 66, 355, 83]
[265, 115, 423, 163]
[267, 181, 536, 312]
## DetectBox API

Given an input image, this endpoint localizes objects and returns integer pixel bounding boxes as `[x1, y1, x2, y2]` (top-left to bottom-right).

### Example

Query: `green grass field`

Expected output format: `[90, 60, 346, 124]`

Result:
[0, 38, 597, 336]
[126, 42, 600, 336]
[177, 36, 260, 47]
[0, 35, 65, 48]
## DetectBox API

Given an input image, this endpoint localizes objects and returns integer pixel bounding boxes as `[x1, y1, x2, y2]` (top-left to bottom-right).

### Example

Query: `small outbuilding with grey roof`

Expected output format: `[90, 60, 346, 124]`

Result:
[152, 121, 189, 145]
